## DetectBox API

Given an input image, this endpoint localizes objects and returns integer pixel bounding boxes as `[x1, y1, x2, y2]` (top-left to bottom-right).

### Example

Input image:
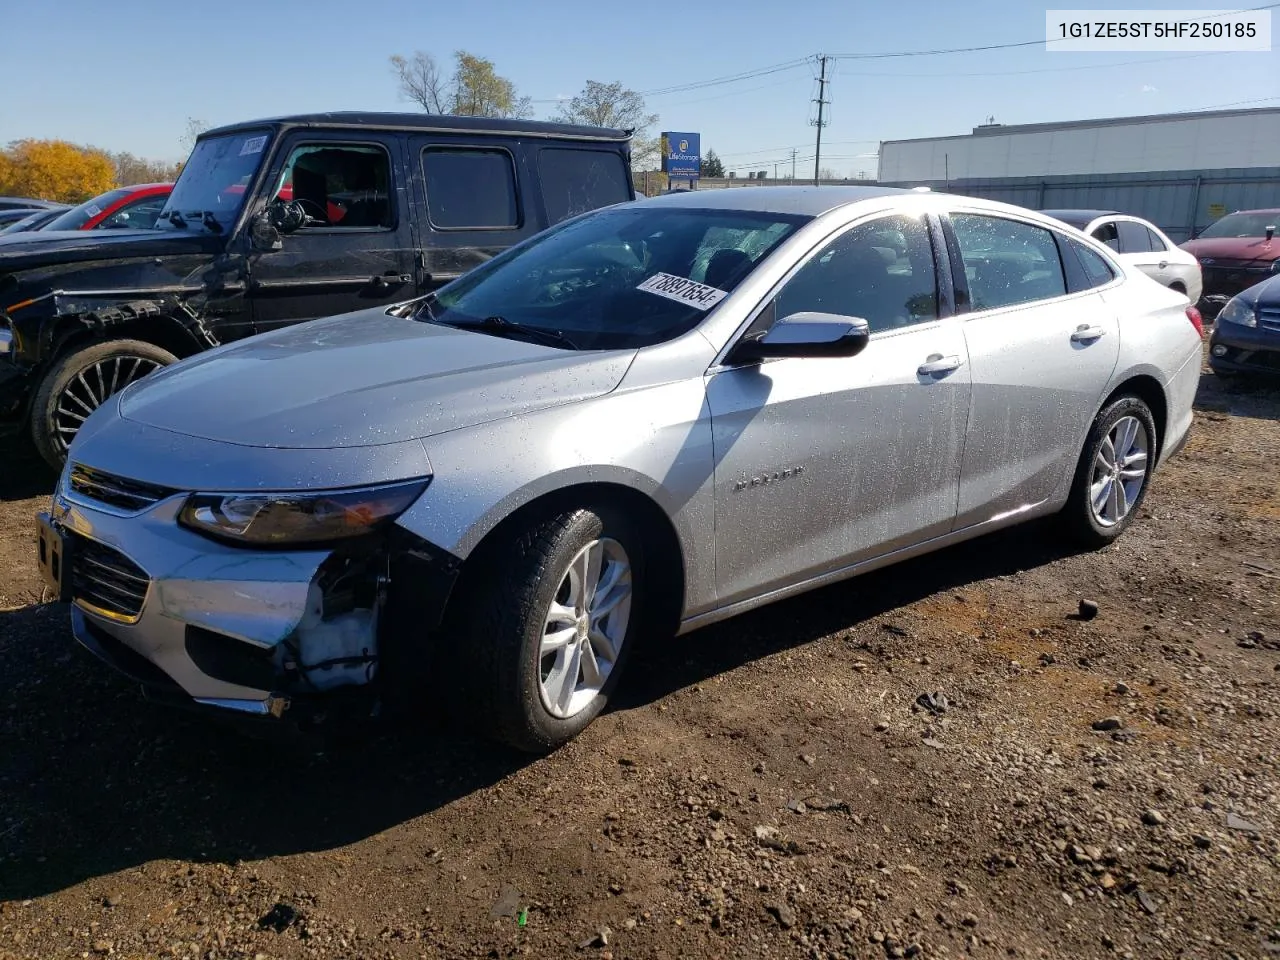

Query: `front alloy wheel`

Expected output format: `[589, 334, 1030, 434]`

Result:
[440, 505, 644, 753]
[539, 537, 632, 719]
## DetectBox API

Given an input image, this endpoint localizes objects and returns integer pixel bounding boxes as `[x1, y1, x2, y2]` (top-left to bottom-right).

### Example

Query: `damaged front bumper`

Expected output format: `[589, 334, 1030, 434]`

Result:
[47, 477, 459, 726]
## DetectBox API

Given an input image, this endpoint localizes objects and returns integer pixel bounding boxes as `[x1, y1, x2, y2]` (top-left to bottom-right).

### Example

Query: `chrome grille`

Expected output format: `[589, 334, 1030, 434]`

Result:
[69, 464, 176, 512]
[1259, 308, 1280, 333]
[70, 537, 150, 622]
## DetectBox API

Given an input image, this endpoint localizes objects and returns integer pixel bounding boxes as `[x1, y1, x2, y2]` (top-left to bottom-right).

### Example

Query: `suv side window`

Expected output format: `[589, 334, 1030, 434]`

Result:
[774, 214, 939, 334]
[1090, 221, 1121, 251]
[1145, 226, 1168, 251]
[950, 213, 1067, 310]
[275, 143, 393, 229]
[538, 148, 631, 224]
[1117, 220, 1154, 253]
[423, 148, 519, 229]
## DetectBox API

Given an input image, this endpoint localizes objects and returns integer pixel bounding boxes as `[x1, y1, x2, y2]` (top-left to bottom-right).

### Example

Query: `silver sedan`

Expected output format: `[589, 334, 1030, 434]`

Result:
[38, 187, 1204, 752]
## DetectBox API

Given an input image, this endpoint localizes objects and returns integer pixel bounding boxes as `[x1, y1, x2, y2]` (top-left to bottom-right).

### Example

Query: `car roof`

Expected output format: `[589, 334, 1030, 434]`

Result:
[1040, 209, 1124, 228]
[636, 185, 918, 217]
[1225, 207, 1280, 215]
[200, 112, 632, 143]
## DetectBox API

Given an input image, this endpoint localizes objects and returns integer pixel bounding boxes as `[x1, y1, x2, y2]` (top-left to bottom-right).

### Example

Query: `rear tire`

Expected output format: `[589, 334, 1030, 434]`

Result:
[1062, 395, 1157, 548]
[441, 505, 644, 753]
[31, 338, 176, 470]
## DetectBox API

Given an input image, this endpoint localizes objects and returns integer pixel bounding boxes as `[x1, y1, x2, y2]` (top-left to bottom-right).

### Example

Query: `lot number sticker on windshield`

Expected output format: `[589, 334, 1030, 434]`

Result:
[636, 272, 728, 311]
[239, 135, 268, 156]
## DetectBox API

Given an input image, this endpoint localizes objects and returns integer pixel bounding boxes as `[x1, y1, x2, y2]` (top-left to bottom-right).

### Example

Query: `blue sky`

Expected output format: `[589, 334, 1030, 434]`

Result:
[3, 0, 1277, 178]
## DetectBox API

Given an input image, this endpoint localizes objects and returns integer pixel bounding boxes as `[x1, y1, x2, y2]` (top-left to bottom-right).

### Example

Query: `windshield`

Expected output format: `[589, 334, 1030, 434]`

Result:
[157, 131, 272, 232]
[428, 205, 808, 350]
[43, 188, 135, 231]
[1198, 212, 1280, 239]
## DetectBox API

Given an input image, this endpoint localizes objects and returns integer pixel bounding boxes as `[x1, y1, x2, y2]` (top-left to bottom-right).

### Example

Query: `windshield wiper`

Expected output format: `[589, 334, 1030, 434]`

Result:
[197, 212, 224, 235]
[440, 315, 579, 350]
[165, 210, 187, 229]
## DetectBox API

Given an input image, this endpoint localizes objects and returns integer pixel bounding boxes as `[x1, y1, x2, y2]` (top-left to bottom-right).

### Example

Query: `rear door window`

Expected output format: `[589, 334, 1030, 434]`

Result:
[538, 148, 631, 224]
[1117, 220, 1154, 253]
[423, 148, 519, 230]
[950, 213, 1067, 311]
[1090, 221, 1120, 251]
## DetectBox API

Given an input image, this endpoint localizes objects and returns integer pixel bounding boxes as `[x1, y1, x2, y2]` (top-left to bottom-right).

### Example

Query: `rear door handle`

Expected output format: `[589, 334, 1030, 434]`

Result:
[1158, 260, 1169, 269]
[1070, 324, 1106, 343]
[917, 354, 963, 376]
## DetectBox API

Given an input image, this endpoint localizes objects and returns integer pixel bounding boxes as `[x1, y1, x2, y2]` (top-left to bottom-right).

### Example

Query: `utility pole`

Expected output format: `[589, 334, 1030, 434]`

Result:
[811, 54, 830, 183]
[790, 148, 797, 180]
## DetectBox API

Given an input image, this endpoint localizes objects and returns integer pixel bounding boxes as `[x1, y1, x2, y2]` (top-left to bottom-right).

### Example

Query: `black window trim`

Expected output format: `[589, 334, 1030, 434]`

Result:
[272, 136, 399, 235]
[941, 209, 1110, 318]
[713, 209, 953, 369]
[421, 143, 523, 233]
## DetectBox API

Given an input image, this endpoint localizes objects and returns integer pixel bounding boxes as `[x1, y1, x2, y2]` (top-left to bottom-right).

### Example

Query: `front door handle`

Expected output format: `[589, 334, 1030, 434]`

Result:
[369, 272, 412, 292]
[917, 354, 963, 376]
[1071, 324, 1106, 343]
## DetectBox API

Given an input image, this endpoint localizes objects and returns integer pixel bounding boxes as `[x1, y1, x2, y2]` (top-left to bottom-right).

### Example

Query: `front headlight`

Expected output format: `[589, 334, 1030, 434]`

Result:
[178, 479, 429, 546]
[1217, 297, 1257, 328]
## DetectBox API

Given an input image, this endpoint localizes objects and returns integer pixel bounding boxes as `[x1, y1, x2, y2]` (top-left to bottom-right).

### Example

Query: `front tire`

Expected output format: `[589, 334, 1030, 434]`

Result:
[1063, 395, 1157, 548]
[445, 506, 644, 754]
[31, 338, 176, 470]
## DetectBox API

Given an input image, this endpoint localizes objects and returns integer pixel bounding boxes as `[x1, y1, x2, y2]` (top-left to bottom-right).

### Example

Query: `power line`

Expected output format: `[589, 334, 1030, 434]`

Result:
[639, 58, 813, 98]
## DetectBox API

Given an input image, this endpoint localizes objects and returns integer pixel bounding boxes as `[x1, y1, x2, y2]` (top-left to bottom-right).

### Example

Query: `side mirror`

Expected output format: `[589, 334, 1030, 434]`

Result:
[729, 311, 871, 364]
[249, 211, 282, 251]
[1266, 225, 1276, 242]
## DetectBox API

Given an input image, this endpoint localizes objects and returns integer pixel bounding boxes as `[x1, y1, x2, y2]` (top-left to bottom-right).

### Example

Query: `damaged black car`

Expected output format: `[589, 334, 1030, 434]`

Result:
[0, 112, 635, 468]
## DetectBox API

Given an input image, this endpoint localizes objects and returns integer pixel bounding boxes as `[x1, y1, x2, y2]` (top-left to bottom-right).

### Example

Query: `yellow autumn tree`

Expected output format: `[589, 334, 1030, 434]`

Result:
[0, 140, 116, 203]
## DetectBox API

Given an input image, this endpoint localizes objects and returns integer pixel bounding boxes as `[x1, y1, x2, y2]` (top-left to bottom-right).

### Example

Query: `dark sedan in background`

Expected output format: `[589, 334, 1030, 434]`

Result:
[1210, 274, 1280, 377]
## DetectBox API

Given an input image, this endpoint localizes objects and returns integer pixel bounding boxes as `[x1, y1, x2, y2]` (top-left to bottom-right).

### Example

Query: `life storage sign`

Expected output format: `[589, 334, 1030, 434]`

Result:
[636, 272, 728, 310]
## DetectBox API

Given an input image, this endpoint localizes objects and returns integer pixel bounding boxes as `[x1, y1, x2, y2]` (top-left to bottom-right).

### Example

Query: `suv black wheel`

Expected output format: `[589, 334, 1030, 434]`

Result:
[31, 338, 176, 469]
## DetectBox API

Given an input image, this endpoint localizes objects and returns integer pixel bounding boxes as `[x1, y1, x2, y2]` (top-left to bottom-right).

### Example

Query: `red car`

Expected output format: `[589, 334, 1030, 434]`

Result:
[1181, 208, 1280, 316]
[41, 183, 173, 232]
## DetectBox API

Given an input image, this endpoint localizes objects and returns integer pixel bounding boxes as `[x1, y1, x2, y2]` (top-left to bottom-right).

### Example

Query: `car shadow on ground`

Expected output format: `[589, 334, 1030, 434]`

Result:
[0, 517, 1082, 902]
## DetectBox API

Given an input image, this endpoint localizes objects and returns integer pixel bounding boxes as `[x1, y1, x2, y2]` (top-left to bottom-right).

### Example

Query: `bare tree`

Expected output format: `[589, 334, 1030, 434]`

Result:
[554, 81, 658, 170]
[389, 51, 448, 113]
[819, 167, 839, 181]
[179, 117, 207, 154]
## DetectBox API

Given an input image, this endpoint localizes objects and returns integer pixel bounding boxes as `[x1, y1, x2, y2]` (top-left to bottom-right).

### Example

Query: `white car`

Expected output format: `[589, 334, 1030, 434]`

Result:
[1044, 209, 1202, 304]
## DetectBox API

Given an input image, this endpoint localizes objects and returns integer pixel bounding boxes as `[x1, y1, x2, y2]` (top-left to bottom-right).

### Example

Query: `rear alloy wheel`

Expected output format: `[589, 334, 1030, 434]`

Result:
[442, 505, 644, 753]
[1063, 395, 1157, 547]
[31, 338, 176, 470]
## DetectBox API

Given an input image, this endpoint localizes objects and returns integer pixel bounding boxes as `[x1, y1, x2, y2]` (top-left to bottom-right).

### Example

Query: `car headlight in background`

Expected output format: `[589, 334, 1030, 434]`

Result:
[178, 479, 429, 545]
[1216, 297, 1257, 328]
[1271, 259, 1280, 274]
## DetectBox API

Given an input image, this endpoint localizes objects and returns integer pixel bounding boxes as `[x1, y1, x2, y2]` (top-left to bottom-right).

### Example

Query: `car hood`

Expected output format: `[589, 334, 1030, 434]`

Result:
[1233, 273, 1280, 307]
[1181, 236, 1279, 262]
[0, 228, 217, 271]
[118, 308, 636, 448]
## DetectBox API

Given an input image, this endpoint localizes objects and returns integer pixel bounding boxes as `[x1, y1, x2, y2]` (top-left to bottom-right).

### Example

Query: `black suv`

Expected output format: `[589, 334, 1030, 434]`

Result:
[0, 112, 634, 468]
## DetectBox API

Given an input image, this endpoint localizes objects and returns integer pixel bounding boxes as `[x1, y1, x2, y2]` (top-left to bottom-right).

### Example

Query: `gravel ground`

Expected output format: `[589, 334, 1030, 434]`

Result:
[0, 360, 1277, 960]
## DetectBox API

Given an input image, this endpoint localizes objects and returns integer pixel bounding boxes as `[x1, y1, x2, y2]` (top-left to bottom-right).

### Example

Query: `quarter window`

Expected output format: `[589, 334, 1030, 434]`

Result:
[538, 148, 631, 224]
[275, 143, 393, 229]
[423, 148, 519, 229]
[1145, 226, 1168, 252]
[773, 214, 939, 334]
[950, 213, 1067, 311]
[1070, 240, 1117, 289]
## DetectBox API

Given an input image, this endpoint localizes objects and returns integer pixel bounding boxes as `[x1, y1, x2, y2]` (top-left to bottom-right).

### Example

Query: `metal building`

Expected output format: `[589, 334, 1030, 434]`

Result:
[878, 107, 1280, 241]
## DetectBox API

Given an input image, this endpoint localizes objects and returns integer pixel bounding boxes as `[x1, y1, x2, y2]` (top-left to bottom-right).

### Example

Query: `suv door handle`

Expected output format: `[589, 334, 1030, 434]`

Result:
[369, 272, 412, 291]
[917, 354, 963, 376]
[1070, 324, 1106, 343]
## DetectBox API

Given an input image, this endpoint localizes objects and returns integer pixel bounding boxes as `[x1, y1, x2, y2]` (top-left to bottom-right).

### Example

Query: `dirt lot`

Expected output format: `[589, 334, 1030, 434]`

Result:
[1, 361, 1277, 960]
